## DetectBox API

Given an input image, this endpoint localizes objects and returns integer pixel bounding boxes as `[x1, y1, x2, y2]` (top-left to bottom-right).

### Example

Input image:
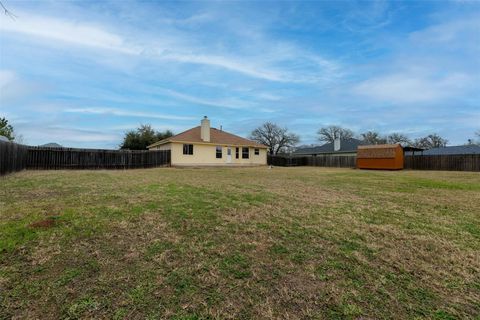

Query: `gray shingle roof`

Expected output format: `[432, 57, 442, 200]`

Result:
[415, 145, 480, 155]
[293, 138, 365, 155]
[40, 142, 63, 148]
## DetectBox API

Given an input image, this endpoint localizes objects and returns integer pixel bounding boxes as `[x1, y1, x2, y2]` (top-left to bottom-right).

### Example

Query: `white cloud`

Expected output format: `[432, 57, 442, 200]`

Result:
[255, 92, 283, 101]
[108, 123, 189, 133]
[351, 14, 480, 104]
[157, 88, 255, 109]
[409, 16, 480, 45]
[0, 11, 341, 83]
[352, 72, 472, 103]
[0, 69, 44, 104]
[0, 70, 16, 87]
[16, 124, 121, 145]
[158, 53, 285, 82]
[64, 107, 196, 121]
[0, 12, 141, 54]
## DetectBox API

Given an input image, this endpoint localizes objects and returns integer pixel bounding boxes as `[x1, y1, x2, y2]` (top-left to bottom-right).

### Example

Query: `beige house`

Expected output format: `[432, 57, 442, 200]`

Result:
[147, 117, 268, 166]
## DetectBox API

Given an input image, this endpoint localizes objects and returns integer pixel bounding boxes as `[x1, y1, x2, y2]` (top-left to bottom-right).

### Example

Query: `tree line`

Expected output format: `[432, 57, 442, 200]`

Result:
[249, 123, 479, 155]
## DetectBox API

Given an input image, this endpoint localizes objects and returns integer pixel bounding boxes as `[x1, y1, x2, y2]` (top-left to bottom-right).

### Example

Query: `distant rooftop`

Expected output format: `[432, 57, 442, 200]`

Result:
[414, 145, 480, 155]
[293, 138, 365, 155]
[39, 142, 63, 148]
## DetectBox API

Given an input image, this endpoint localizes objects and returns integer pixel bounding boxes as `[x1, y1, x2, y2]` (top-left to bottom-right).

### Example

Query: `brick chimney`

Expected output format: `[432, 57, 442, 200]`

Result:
[334, 137, 341, 151]
[201, 116, 210, 142]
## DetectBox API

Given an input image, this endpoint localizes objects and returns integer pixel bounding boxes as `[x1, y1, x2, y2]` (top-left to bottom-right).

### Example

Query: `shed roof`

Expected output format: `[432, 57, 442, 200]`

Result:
[293, 138, 364, 155]
[357, 144, 402, 150]
[148, 126, 267, 149]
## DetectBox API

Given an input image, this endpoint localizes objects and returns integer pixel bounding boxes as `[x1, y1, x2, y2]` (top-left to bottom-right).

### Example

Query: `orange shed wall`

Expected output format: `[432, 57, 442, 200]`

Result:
[357, 146, 404, 170]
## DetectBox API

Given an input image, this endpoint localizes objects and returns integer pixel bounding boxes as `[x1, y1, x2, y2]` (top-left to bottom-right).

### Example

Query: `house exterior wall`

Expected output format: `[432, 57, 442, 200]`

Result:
[150, 142, 267, 166]
[170, 142, 266, 166]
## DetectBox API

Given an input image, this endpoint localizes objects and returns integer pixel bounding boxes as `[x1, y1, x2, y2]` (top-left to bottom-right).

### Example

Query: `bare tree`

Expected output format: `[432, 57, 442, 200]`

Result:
[1, 1, 16, 19]
[250, 122, 300, 155]
[413, 134, 448, 149]
[317, 125, 354, 143]
[360, 131, 387, 145]
[467, 130, 480, 145]
[387, 133, 412, 146]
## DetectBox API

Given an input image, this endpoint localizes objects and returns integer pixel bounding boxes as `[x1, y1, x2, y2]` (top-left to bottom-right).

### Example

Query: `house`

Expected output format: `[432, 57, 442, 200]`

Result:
[147, 116, 268, 166]
[405, 145, 480, 156]
[293, 138, 364, 156]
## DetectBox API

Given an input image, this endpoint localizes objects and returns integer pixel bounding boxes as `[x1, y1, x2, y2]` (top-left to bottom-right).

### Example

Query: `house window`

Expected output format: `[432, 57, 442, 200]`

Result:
[235, 147, 239, 159]
[254, 148, 259, 155]
[242, 147, 249, 159]
[183, 144, 193, 155]
[216, 146, 222, 158]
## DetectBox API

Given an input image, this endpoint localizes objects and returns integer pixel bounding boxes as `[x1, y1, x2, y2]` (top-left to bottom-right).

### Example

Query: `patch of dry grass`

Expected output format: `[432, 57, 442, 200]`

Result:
[1, 167, 479, 319]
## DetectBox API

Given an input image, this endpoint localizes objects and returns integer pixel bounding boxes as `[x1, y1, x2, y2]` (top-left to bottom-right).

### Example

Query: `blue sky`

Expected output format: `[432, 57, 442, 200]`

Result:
[0, 0, 479, 148]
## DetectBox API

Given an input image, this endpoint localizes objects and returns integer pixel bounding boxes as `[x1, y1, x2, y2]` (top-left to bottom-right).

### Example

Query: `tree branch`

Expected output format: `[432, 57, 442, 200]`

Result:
[1, 1, 17, 20]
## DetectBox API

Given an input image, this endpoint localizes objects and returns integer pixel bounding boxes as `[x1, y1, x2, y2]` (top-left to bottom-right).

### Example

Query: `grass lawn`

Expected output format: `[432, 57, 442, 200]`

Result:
[1, 167, 479, 319]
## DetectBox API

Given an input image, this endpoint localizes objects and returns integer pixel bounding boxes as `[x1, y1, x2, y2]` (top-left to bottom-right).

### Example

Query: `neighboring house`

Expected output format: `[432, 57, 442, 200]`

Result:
[40, 142, 63, 148]
[293, 138, 365, 156]
[147, 117, 268, 166]
[406, 145, 480, 156]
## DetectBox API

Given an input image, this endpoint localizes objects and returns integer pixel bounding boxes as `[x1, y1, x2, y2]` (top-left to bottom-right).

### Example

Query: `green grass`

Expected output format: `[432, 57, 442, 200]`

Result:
[0, 167, 479, 319]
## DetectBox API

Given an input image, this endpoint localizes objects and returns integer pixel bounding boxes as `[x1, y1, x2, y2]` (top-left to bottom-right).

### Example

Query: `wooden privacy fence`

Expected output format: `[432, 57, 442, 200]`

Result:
[268, 154, 480, 171]
[26, 147, 171, 170]
[0, 141, 171, 176]
[267, 155, 308, 167]
[404, 155, 480, 171]
[0, 141, 29, 176]
[268, 155, 356, 168]
[304, 155, 357, 168]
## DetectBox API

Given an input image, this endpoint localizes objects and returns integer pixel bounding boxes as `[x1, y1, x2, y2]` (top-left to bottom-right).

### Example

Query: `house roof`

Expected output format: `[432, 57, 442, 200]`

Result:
[293, 138, 365, 155]
[412, 145, 480, 155]
[39, 142, 63, 148]
[148, 126, 267, 149]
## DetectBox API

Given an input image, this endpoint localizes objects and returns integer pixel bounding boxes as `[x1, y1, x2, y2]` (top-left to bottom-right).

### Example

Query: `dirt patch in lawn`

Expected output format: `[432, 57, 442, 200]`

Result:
[29, 217, 59, 229]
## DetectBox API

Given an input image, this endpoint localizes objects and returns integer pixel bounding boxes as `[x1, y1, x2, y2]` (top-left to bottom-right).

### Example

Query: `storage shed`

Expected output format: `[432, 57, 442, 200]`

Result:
[357, 144, 404, 170]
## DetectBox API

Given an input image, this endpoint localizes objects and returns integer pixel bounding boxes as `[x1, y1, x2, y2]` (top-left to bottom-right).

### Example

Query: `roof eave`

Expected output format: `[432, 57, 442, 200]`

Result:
[147, 139, 171, 149]
[168, 140, 268, 148]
